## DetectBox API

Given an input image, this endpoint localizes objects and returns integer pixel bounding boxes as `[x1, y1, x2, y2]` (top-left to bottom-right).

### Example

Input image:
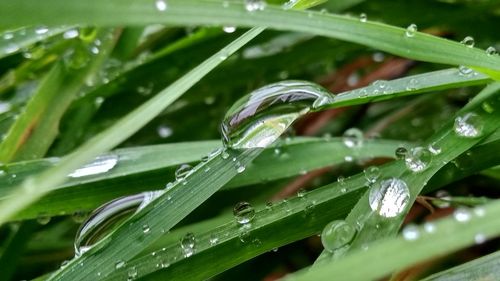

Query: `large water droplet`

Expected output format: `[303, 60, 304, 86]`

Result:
[74, 191, 163, 257]
[321, 220, 356, 252]
[342, 128, 363, 149]
[68, 154, 118, 178]
[454, 112, 483, 138]
[404, 147, 432, 172]
[244, 0, 266, 11]
[369, 178, 410, 218]
[233, 201, 255, 225]
[220, 80, 333, 149]
[180, 233, 196, 257]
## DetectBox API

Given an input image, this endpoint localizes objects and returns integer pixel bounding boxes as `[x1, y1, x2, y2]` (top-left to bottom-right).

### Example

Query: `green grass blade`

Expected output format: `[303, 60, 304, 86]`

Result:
[1, 0, 500, 75]
[314, 82, 500, 264]
[0, 26, 67, 59]
[286, 199, 500, 281]
[421, 250, 500, 281]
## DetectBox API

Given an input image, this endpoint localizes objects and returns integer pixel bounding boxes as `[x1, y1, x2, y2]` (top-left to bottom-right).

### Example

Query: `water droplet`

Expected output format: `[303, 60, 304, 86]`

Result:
[458, 65, 473, 76]
[209, 234, 219, 245]
[235, 162, 246, 173]
[369, 178, 410, 218]
[221, 149, 230, 159]
[460, 36, 475, 48]
[68, 154, 118, 178]
[5, 43, 19, 54]
[342, 128, 363, 149]
[115, 260, 126, 269]
[474, 207, 485, 217]
[435, 190, 451, 208]
[406, 78, 419, 91]
[428, 143, 441, 155]
[321, 220, 356, 252]
[359, 13, 367, 22]
[37, 213, 51, 225]
[220, 81, 333, 149]
[405, 24, 417, 37]
[74, 191, 162, 257]
[35, 26, 49, 35]
[143, 224, 151, 234]
[404, 147, 432, 172]
[157, 125, 173, 138]
[72, 211, 87, 223]
[239, 228, 251, 243]
[175, 164, 193, 181]
[180, 233, 196, 257]
[395, 147, 408, 159]
[474, 233, 486, 244]
[454, 112, 483, 138]
[233, 201, 255, 225]
[423, 222, 435, 233]
[364, 166, 380, 184]
[155, 0, 167, 11]
[402, 224, 419, 241]
[223, 26, 236, 33]
[63, 29, 80, 39]
[481, 101, 494, 113]
[127, 266, 138, 280]
[454, 207, 471, 223]
[245, 0, 266, 12]
[486, 46, 498, 56]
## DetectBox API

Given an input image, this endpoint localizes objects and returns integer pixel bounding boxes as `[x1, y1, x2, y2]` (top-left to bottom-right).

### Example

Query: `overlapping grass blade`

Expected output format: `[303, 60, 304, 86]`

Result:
[1, 0, 500, 76]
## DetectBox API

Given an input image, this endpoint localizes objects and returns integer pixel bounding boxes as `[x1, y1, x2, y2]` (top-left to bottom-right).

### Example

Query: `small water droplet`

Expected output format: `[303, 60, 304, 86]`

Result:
[405, 24, 417, 37]
[423, 222, 435, 233]
[342, 128, 363, 149]
[460, 36, 475, 48]
[115, 260, 126, 269]
[486, 46, 498, 56]
[402, 224, 419, 241]
[37, 213, 51, 225]
[155, 0, 168, 11]
[143, 224, 151, 234]
[474, 233, 486, 244]
[359, 13, 367, 22]
[435, 190, 451, 208]
[233, 202, 255, 225]
[458, 65, 473, 76]
[395, 147, 408, 159]
[321, 220, 356, 252]
[406, 78, 419, 91]
[63, 29, 80, 39]
[369, 178, 410, 218]
[180, 233, 196, 257]
[239, 228, 251, 243]
[404, 147, 432, 172]
[72, 211, 87, 223]
[474, 207, 485, 217]
[481, 101, 494, 113]
[364, 166, 380, 184]
[244, 0, 266, 12]
[175, 164, 193, 181]
[428, 143, 441, 155]
[68, 154, 118, 178]
[454, 207, 471, 223]
[209, 234, 219, 245]
[454, 112, 483, 138]
[35, 26, 49, 35]
[223, 26, 236, 33]
[220, 81, 333, 149]
[236, 162, 246, 173]
[157, 125, 173, 138]
[127, 266, 138, 280]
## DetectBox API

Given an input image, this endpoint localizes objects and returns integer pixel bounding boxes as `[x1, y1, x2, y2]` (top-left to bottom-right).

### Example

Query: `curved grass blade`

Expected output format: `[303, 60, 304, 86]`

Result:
[1, 0, 500, 75]
[421, 250, 500, 281]
[314, 82, 500, 264]
[286, 198, 500, 281]
[101, 138, 500, 281]
[0, 26, 67, 59]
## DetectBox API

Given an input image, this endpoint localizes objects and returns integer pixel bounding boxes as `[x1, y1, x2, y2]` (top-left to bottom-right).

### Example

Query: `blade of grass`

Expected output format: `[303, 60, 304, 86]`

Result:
[0, 26, 68, 59]
[1, 1, 500, 76]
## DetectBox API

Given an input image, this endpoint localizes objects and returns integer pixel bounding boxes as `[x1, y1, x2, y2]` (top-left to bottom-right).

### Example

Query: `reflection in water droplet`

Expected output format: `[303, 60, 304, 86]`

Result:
[68, 154, 118, 178]
[369, 178, 410, 218]
[220, 80, 333, 149]
[321, 220, 356, 252]
[74, 191, 163, 257]
[233, 201, 255, 225]
[404, 147, 432, 172]
[454, 113, 483, 138]
[180, 233, 196, 257]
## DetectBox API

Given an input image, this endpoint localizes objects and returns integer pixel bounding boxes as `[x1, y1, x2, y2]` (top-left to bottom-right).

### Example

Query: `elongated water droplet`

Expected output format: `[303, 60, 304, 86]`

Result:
[223, 26, 236, 33]
[175, 164, 193, 180]
[454, 112, 483, 138]
[369, 178, 410, 218]
[321, 220, 356, 252]
[68, 154, 118, 178]
[342, 128, 363, 149]
[460, 36, 475, 48]
[180, 233, 196, 257]
[405, 24, 417, 37]
[404, 147, 432, 172]
[63, 29, 79, 39]
[245, 0, 266, 11]
[74, 191, 163, 257]
[220, 81, 333, 149]
[233, 201, 255, 225]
